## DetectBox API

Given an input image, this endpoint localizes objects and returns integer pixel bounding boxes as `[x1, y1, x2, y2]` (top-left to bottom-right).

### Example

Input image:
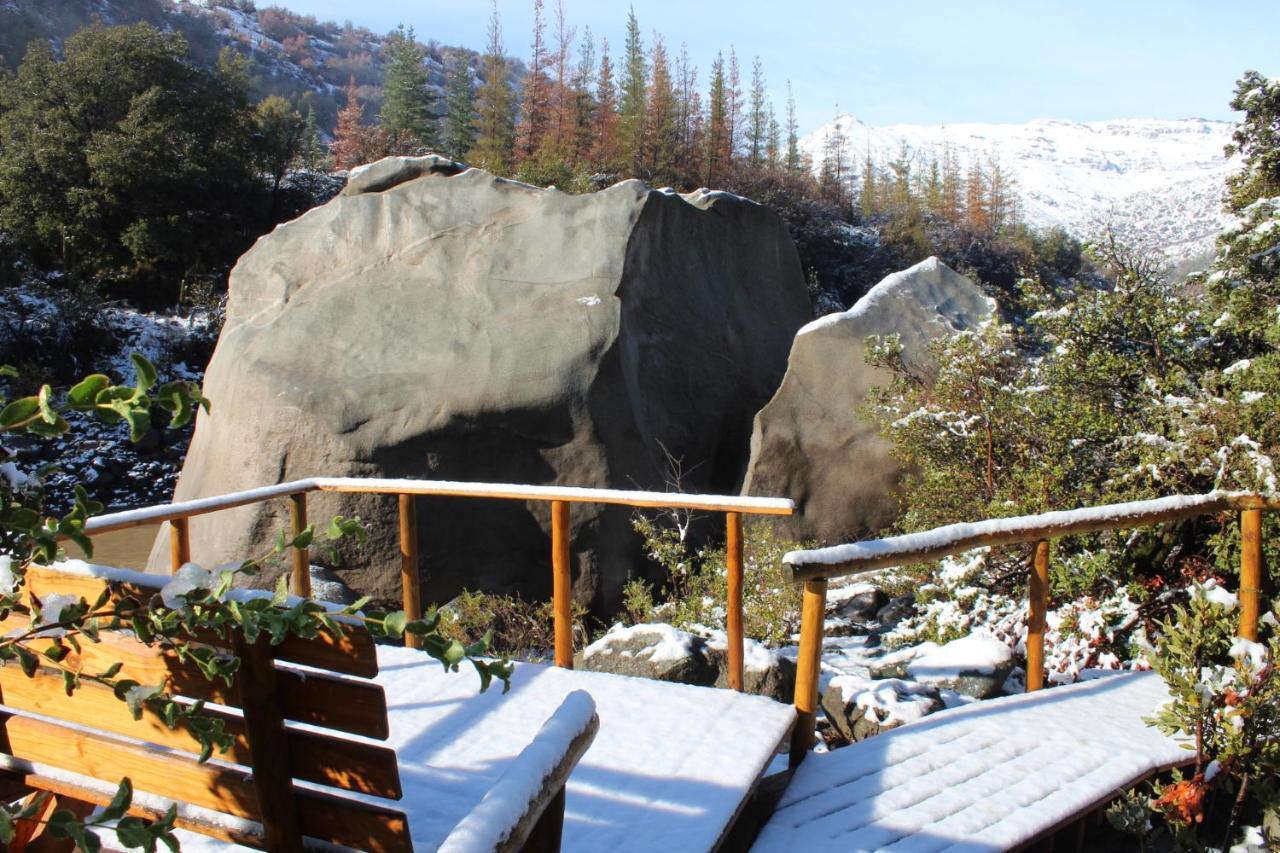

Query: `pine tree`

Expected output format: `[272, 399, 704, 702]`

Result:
[765, 109, 781, 167]
[619, 7, 647, 172]
[985, 148, 1016, 232]
[674, 44, 703, 187]
[332, 77, 371, 169]
[940, 140, 962, 223]
[819, 112, 848, 204]
[746, 57, 767, 166]
[515, 0, 550, 163]
[300, 104, 327, 170]
[442, 53, 477, 160]
[381, 24, 437, 152]
[784, 82, 801, 173]
[964, 155, 989, 231]
[570, 28, 597, 165]
[469, 1, 516, 174]
[704, 52, 729, 186]
[592, 37, 622, 172]
[642, 35, 678, 183]
[861, 148, 877, 218]
[538, 0, 576, 165]
[725, 48, 742, 165]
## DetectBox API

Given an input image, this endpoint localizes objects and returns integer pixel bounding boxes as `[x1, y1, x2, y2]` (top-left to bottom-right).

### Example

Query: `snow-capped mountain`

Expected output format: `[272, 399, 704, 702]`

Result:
[801, 115, 1237, 262]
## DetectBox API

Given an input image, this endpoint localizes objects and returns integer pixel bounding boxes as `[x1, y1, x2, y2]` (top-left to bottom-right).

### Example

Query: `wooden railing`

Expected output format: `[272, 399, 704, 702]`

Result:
[781, 491, 1276, 766]
[81, 477, 795, 690]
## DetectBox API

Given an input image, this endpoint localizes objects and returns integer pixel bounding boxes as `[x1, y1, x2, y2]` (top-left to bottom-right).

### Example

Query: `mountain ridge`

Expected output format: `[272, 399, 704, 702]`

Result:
[801, 114, 1238, 264]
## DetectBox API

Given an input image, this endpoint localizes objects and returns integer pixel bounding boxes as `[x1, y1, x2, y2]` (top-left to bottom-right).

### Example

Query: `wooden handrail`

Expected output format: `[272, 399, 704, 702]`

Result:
[782, 492, 1278, 582]
[83, 477, 795, 684]
[783, 490, 1274, 765]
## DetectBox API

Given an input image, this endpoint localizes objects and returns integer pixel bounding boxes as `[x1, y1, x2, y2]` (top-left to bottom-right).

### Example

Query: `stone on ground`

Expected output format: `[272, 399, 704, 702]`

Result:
[906, 634, 1014, 699]
[821, 674, 944, 743]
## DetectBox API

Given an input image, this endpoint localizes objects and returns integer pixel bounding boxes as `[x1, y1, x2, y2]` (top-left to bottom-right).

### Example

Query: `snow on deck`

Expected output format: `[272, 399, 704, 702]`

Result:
[159, 644, 793, 852]
[752, 672, 1187, 852]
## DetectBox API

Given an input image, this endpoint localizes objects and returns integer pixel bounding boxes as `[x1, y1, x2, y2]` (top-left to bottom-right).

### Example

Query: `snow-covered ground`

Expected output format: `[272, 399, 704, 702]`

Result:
[801, 114, 1236, 261]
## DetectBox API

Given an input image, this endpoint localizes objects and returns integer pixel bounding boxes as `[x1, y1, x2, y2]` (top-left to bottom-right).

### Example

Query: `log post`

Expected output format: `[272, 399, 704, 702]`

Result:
[168, 517, 191, 574]
[234, 635, 303, 852]
[789, 578, 828, 767]
[552, 500, 573, 668]
[725, 511, 745, 692]
[1026, 539, 1050, 692]
[398, 494, 422, 650]
[289, 493, 311, 598]
[1239, 509, 1263, 641]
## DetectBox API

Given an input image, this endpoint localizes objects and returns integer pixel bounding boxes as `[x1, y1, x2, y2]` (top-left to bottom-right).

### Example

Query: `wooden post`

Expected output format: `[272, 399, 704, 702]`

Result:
[398, 494, 422, 650]
[1026, 539, 1050, 692]
[234, 635, 303, 853]
[789, 578, 827, 768]
[168, 517, 190, 574]
[725, 512, 745, 692]
[1239, 509, 1263, 642]
[289, 493, 311, 599]
[551, 500, 573, 669]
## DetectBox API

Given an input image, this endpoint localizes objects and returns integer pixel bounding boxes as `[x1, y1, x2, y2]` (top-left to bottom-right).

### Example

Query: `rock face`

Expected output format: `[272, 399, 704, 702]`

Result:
[742, 257, 993, 543]
[578, 623, 796, 702]
[151, 157, 809, 610]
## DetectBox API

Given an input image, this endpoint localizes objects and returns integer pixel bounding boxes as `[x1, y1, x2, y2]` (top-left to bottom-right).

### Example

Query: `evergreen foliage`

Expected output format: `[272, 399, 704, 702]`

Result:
[0, 24, 261, 303]
[380, 24, 438, 152]
[442, 54, 478, 160]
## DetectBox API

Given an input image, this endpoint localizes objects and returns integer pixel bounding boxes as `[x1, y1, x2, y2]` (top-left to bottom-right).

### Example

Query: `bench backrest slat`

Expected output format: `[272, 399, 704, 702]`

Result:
[0, 564, 411, 850]
[20, 566, 380, 678]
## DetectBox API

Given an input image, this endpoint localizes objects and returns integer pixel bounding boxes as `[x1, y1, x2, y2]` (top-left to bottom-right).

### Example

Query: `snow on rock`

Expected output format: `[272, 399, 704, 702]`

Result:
[906, 635, 1014, 699]
[821, 674, 944, 743]
[755, 672, 1188, 852]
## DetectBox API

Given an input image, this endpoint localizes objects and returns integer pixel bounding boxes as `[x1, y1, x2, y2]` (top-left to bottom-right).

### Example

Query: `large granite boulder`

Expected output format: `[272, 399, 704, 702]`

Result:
[151, 157, 809, 610]
[742, 257, 993, 543]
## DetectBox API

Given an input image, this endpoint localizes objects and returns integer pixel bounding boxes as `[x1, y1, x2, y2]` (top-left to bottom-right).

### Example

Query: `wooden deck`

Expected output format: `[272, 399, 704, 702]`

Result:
[751, 672, 1188, 852]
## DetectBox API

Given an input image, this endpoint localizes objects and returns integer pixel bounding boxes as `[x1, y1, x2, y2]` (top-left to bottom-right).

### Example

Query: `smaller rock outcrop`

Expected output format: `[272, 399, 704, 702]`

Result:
[743, 257, 994, 542]
[578, 623, 795, 702]
[820, 674, 944, 743]
[905, 635, 1014, 699]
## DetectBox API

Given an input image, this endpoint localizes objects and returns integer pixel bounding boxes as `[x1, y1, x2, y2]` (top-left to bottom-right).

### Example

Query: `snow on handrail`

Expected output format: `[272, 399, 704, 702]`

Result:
[83, 476, 795, 534]
[783, 491, 1279, 583]
[313, 477, 796, 514]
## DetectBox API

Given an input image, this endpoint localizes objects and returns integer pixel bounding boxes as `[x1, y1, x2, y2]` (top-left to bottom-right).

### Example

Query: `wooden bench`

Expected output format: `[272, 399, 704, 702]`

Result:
[0, 563, 598, 852]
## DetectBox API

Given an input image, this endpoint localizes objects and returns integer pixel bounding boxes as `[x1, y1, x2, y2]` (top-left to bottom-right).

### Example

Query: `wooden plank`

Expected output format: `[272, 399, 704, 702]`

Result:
[0, 621, 390, 739]
[398, 494, 422, 651]
[725, 511, 745, 692]
[1026, 540, 1050, 692]
[0, 713, 410, 851]
[789, 579, 827, 768]
[234, 635, 302, 853]
[19, 566, 379, 678]
[289, 493, 311, 598]
[1239, 508, 1263, 641]
[551, 500, 573, 669]
[0, 665, 401, 798]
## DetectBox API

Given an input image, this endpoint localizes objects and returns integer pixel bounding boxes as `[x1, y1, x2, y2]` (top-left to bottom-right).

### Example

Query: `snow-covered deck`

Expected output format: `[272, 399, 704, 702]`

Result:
[167, 644, 795, 852]
[752, 672, 1187, 852]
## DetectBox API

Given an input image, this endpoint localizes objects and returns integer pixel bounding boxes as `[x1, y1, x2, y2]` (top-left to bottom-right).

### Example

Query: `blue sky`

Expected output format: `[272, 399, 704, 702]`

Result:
[281, 0, 1280, 132]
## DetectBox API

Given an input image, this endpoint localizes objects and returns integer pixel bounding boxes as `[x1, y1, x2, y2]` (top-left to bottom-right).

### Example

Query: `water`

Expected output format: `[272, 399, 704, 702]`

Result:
[67, 523, 163, 570]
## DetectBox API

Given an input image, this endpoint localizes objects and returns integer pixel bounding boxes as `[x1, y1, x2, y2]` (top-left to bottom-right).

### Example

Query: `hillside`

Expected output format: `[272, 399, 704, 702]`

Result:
[0, 0, 502, 132]
[802, 115, 1237, 264]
